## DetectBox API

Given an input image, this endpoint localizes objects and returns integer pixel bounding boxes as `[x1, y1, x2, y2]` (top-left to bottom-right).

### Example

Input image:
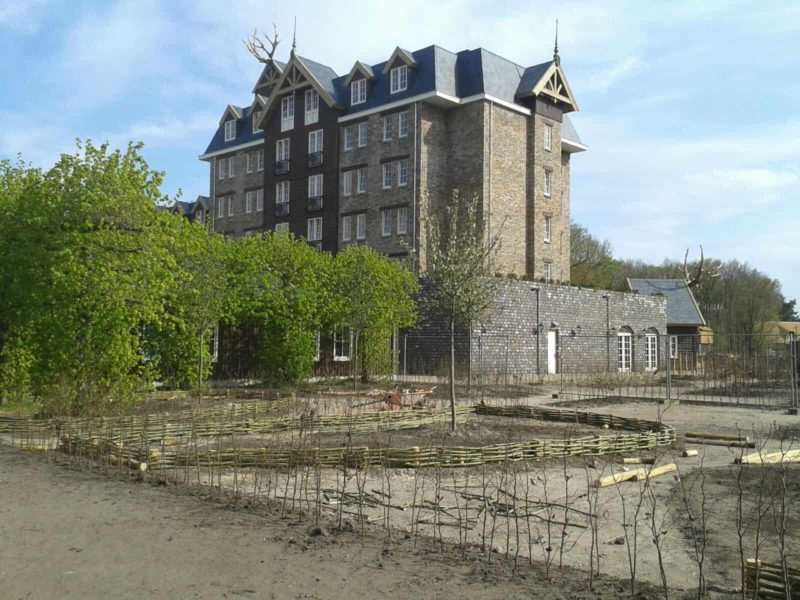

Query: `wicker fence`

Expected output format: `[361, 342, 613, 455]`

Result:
[746, 559, 799, 599]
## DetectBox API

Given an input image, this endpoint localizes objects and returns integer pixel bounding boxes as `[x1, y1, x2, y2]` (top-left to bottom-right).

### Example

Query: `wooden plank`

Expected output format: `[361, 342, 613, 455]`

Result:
[686, 432, 749, 442]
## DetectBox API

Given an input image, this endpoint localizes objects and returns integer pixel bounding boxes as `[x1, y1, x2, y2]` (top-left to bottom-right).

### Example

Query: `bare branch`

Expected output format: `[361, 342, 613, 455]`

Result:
[243, 24, 280, 64]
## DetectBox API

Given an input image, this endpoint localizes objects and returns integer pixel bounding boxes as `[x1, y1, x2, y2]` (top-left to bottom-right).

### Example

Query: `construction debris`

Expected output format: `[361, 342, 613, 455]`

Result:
[736, 449, 800, 465]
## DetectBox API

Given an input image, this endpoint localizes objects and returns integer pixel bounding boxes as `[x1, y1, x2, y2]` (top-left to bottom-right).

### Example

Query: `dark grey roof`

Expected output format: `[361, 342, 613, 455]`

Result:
[433, 46, 458, 97]
[296, 55, 341, 104]
[480, 49, 526, 101]
[516, 61, 553, 97]
[562, 115, 583, 145]
[628, 279, 706, 326]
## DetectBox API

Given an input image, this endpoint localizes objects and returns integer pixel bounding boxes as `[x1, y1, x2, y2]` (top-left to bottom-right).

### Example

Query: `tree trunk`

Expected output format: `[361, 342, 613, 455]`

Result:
[198, 330, 204, 402]
[449, 317, 457, 432]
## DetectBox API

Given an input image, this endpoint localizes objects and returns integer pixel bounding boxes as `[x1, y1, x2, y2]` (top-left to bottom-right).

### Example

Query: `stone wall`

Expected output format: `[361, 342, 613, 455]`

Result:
[210, 147, 266, 237]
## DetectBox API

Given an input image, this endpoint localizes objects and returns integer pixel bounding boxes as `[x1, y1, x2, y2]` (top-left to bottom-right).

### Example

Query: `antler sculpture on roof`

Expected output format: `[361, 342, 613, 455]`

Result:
[243, 23, 280, 64]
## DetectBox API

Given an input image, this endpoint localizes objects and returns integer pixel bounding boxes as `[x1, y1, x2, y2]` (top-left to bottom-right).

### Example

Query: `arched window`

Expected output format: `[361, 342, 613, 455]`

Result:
[617, 327, 633, 373]
[645, 328, 659, 372]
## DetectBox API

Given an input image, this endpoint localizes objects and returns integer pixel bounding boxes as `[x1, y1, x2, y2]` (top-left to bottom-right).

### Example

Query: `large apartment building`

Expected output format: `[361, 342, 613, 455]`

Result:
[200, 43, 586, 283]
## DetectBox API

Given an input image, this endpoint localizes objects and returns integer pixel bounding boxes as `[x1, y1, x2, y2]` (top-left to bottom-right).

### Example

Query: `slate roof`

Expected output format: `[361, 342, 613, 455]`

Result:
[202, 104, 263, 158]
[202, 44, 584, 158]
[627, 279, 706, 327]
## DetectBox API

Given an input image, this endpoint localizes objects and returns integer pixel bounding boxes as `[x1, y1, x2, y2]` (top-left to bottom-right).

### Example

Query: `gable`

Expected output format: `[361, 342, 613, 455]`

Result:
[252, 60, 284, 93]
[515, 62, 578, 113]
[381, 47, 418, 74]
[344, 61, 375, 86]
[218, 104, 243, 126]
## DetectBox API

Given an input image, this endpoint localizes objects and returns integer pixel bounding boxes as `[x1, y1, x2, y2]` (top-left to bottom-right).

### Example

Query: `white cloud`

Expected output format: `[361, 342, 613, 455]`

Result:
[582, 56, 643, 94]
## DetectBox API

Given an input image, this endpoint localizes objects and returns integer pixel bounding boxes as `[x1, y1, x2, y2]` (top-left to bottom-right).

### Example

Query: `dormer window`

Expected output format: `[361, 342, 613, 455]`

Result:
[351, 78, 367, 105]
[224, 120, 236, 142]
[390, 65, 407, 94]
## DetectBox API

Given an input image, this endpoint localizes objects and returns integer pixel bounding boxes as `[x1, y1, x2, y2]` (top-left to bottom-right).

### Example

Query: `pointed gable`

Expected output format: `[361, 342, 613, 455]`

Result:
[344, 61, 375, 86]
[218, 104, 243, 126]
[515, 62, 578, 113]
[252, 59, 285, 93]
[381, 47, 418, 74]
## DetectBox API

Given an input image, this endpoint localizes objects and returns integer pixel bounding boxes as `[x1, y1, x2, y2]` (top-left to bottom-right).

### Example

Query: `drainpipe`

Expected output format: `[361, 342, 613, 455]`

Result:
[602, 293, 611, 372]
[531, 286, 541, 375]
[488, 101, 493, 247]
[211, 157, 216, 232]
[412, 101, 419, 272]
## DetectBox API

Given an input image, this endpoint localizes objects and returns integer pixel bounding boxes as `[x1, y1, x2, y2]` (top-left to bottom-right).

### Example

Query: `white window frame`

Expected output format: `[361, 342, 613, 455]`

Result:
[342, 215, 352, 242]
[342, 170, 353, 197]
[543, 261, 552, 283]
[218, 159, 226, 180]
[357, 168, 367, 194]
[382, 163, 393, 189]
[397, 206, 408, 234]
[544, 215, 552, 243]
[256, 189, 264, 212]
[333, 325, 352, 361]
[275, 222, 289, 233]
[217, 196, 224, 218]
[245, 190, 254, 214]
[351, 78, 366, 105]
[307, 216, 322, 242]
[357, 121, 368, 147]
[280, 95, 294, 132]
[276, 138, 290, 162]
[383, 115, 393, 141]
[390, 65, 408, 94]
[617, 331, 632, 373]
[227, 194, 234, 217]
[344, 126, 355, 151]
[670, 335, 678, 359]
[544, 169, 552, 197]
[543, 122, 553, 151]
[224, 120, 236, 142]
[645, 333, 658, 372]
[397, 159, 408, 187]
[228, 156, 236, 179]
[252, 111, 262, 134]
[381, 209, 391, 237]
[257, 149, 264, 171]
[304, 89, 319, 125]
[246, 152, 254, 174]
[308, 129, 324, 155]
[276, 181, 290, 205]
[308, 174, 323, 198]
[398, 111, 409, 138]
[356, 213, 366, 240]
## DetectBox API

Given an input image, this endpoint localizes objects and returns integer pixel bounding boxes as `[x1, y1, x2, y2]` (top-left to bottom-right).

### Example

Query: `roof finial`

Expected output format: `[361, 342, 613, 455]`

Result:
[553, 19, 560, 67]
[291, 17, 297, 57]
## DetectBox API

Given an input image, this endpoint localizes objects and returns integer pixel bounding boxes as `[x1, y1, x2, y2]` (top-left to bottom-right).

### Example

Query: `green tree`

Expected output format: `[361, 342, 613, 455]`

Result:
[422, 191, 500, 430]
[331, 245, 418, 381]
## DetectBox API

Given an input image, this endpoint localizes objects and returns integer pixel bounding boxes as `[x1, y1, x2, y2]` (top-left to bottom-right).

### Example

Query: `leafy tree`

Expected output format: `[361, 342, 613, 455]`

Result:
[331, 245, 418, 381]
[780, 299, 799, 322]
[569, 221, 619, 288]
[422, 191, 500, 430]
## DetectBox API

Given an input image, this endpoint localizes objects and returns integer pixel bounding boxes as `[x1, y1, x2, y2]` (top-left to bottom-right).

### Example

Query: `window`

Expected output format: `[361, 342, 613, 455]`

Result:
[227, 194, 234, 217]
[544, 170, 552, 197]
[218, 159, 226, 180]
[252, 111, 263, 134]
[356, 213, 366, 240]
[351, 78, 366, 105]
[276, 181, 290, 205]
[305, 89, 319, 125]
[397, 206, 408, 234]
[543, 261, 552, 283]
[246, 152, 254, 174]
[275, 222, 289, 233]
[344, 126, 355, 151]
[357, 168, 367, 193]
[224, 120, 236, 141]
[217, 196, 224, 218]
[280, 95, 294, 132]
[382, 163, 393, 189]
[308, 174, 323, 198]
[544, 215, 552, 243]
[276, 138, 290, 162]
[342, 215, 352, 241]
[307, 216, 322, 241]
[381, 210, 391, 236]
[397, 159, 408, 187]
[390, 65, 408, 94]
[308, 129, 323, 154]
[383, 115, 393, 141]
[333, 325, 352, 361]
[343, 170, 353, 196]
[257, 149, 264, 171]
[256, 189, 264, 212]
[245, 190, 254, 213]
[543, 122, 553, 151]
[398, 111, 409, 138]
[617, 330, 632, 373]
[228, 156, 236, 178]
[645, 332, 658, 372]
[357, 122, 368, 147]
[670, 335, 678, 359]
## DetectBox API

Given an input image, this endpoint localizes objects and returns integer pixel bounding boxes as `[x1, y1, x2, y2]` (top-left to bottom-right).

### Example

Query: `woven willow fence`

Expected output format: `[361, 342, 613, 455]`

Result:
[746, 559, 800, 599]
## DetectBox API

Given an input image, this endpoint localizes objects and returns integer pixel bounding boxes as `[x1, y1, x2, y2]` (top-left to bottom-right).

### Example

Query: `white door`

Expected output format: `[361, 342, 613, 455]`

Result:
[547, 330, 558, 374]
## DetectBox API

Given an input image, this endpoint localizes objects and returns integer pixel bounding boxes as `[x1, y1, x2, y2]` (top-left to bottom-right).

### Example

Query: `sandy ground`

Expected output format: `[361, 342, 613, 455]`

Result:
[0, 445, 671, 600]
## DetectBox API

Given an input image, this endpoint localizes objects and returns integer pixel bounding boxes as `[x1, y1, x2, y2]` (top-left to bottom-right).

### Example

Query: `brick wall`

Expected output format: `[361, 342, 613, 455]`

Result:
[210, 147, 266, 237]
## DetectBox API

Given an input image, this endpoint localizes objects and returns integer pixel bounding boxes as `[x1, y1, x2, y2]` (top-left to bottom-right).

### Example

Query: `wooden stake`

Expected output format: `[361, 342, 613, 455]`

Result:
[681, 450, 699, 457]
[685, 432, 749, 442]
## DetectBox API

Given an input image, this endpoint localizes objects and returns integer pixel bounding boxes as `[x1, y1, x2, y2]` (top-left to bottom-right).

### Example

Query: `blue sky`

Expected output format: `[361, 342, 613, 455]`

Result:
[1, 0, 798, 302]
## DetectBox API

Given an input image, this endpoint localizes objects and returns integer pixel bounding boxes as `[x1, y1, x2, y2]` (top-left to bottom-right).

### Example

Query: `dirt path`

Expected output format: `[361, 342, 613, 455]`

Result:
[0, 446, 666, 600]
